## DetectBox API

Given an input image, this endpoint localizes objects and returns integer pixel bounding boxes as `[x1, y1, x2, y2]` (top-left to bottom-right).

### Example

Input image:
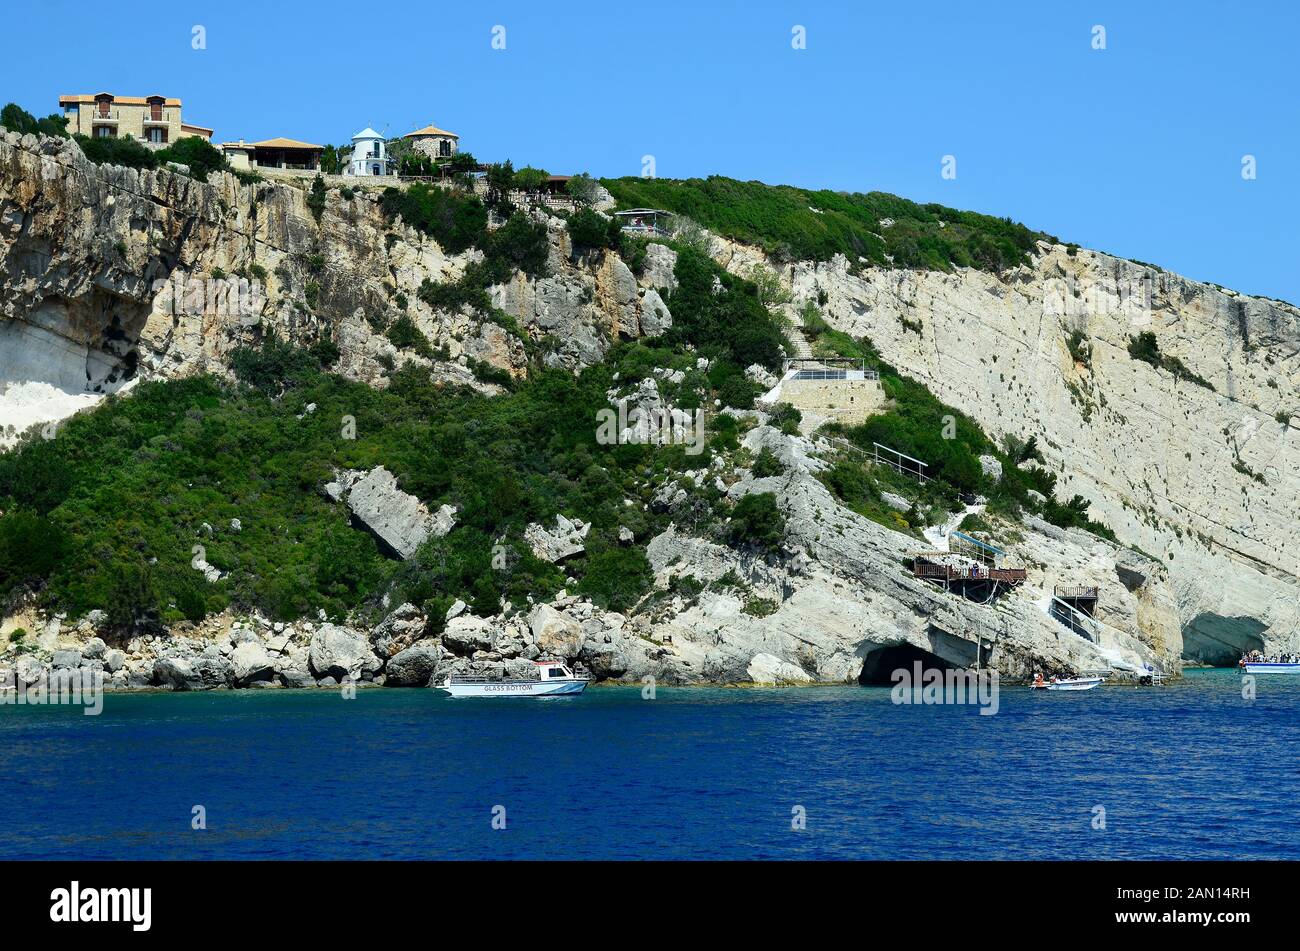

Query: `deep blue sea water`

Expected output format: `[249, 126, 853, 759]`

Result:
[1, 668, 1296, 860]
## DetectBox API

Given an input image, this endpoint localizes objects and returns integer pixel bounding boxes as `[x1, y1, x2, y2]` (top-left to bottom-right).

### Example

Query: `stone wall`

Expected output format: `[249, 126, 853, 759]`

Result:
[779, 377, 886, 425]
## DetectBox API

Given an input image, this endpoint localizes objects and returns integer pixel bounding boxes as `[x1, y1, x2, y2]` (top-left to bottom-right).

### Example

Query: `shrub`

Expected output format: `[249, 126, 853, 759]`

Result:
[381, 183, 487, 253]
[386, 314, 434, 356]
[75, 134, 158, 171]
[156, 136, 227, 181]
[751, 446, 784, 478]
[567, 208, 617, 250]
[728, 492, 785, 553]
[603, 175, 1044, 272]
[307, 174, 327, 223]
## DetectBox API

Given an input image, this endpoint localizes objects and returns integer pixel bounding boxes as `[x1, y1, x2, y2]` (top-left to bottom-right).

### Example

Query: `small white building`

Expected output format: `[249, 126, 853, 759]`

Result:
[346, 127, 389, 177]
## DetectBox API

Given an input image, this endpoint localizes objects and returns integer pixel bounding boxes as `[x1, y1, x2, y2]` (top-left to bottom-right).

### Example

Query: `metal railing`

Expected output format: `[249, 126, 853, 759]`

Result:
[1054, 585, 1099, 599]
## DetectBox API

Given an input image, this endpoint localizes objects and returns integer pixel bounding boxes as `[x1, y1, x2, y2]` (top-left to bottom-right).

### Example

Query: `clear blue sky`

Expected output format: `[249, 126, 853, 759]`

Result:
[7, 0, 1298, 301]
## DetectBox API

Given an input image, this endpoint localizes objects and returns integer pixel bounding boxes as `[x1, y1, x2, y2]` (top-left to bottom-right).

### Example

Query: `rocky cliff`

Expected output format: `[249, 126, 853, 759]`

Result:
[0, 129, 670, 445]
[712, 237, 1300, 664]
[2, 129, 1285, 688]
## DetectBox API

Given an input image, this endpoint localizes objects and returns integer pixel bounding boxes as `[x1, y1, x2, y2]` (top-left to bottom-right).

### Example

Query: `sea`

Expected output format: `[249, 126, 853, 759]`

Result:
[1, 668, 1294, 860]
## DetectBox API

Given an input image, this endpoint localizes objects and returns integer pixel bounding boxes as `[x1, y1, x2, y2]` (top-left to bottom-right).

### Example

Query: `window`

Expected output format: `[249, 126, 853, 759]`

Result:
[146, 127, 167, 144]
[548, 668, 566, 678]
[94, 126, 114, 138]
[438, 139, 451, 157]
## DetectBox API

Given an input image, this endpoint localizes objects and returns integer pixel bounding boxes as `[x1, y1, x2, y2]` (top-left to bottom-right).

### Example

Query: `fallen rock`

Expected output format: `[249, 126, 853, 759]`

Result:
[525, 515, 591, 563]
[326, 467, 457, 559]
[308, 624, 380, 681]
[370, 602, 426, 657]
[384, 641, 443, 687]
[529, 604, 582, 659]
[746, 653, 813, 685]
[441, 615, 496, 655]
[230, 641, 275, 686]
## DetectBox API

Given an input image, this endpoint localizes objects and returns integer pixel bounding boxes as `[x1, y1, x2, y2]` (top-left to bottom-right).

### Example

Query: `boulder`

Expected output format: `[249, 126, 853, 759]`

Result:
[441, 615, 495, 656]
[51, 650, 82, 669]
[370, 602, 426, 657]
[529, 604, 582, 659]
[14, 655, 45, 686]
[278, 664, 316, 689]
[525, 514, 591, 563]
[230, 641, 275, 686]
[82, 637, 107, 659]
[978, 454, 1003, 481]
[308, 623, 380, 681]
[155, 655, 233, 691]
[579, 639, 629, 679]
[384, 641, 443, 687]
[746, 653, 813, 685]
[103, 649, 126, 673]
[326, 466, 457, 559]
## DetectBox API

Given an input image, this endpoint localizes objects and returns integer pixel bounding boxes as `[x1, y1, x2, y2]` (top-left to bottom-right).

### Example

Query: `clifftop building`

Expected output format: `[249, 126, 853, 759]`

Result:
[58, 93, 212, 148]
[403, 123, 459, 159]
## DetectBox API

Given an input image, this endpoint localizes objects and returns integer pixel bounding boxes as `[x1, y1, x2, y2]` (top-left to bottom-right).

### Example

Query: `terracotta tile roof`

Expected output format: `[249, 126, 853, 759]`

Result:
[60, 94, 182, 107]
[249, 137, 324, 150]
[181, 123, 214, 134]
[405, 124, 459, 139]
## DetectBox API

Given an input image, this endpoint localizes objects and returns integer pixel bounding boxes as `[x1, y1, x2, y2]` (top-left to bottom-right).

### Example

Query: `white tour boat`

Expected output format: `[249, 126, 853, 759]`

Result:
[436, 660, 590, 698]
[1240, 661, 1300, 675]
[1031, 674, 1105, 691]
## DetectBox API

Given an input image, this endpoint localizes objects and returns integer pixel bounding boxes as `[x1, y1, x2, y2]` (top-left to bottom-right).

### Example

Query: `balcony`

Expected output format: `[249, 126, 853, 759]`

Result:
[142, 112, 174, 125]
[91, 111, 120, 123]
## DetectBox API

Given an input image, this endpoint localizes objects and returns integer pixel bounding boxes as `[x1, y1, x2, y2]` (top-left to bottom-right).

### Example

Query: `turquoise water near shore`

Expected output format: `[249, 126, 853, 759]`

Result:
[1, 668, 1295, 859]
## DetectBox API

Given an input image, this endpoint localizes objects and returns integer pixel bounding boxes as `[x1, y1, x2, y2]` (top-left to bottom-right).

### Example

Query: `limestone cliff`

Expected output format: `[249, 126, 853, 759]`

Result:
[0, 129, 668, 444]
[708, 235, 1300, 664]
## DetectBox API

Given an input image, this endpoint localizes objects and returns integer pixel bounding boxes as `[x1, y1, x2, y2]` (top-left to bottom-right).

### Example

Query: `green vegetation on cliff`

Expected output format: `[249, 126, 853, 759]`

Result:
[602, 175, 1045, 271]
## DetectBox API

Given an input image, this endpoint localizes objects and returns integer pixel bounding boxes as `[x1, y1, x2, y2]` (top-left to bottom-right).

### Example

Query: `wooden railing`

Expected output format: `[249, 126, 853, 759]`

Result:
[913, 563, 1027, 584]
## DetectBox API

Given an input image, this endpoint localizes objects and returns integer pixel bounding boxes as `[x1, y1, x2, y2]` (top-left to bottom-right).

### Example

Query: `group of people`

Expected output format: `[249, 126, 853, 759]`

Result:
[1240, 650, 1300, 665]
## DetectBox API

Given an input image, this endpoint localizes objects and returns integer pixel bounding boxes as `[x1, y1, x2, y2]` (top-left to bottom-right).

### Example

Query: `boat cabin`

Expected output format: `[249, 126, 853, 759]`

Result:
[536, 660, 578, 680]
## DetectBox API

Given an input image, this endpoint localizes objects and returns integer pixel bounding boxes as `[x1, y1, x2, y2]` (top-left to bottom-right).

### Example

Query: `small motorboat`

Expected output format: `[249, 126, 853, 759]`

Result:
[1240, 660, 1300, 675]
[1030, 673, 1104, 691]
[435, 660, 590, 698]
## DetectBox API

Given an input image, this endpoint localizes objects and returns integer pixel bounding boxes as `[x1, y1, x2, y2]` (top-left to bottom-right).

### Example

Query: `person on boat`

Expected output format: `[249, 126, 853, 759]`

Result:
[1033, 672, 1045, 688]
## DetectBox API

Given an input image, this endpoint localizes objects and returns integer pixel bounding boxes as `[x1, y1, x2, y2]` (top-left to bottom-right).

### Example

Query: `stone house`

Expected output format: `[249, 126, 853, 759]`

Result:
[58, 93, 212, 148]
[403, 123, 459, 160]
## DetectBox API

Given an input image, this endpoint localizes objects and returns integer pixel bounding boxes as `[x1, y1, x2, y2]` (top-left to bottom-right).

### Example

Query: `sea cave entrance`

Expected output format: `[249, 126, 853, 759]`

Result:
[858, 643, 957, 686]
[1181, 613, 1267, 667]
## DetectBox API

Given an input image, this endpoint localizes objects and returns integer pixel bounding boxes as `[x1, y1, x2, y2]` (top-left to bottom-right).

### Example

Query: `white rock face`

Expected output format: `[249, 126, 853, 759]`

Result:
[701, 234, 1300, 662]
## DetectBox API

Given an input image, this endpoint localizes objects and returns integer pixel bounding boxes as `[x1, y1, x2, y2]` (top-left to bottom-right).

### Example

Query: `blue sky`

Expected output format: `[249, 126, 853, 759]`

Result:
[8, 1, 1299, 300]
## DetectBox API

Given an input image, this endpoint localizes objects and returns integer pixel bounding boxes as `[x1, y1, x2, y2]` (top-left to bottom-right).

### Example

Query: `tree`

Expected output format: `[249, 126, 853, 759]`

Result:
[566, 171, 601, 205]
[1, 102, 68, 138]
[513, 165, 549, 194]
[320, 145, 341, 175]
[74, 134, 158, 171]
[567, 207, 615, 250]
[485, 160, 515, 207]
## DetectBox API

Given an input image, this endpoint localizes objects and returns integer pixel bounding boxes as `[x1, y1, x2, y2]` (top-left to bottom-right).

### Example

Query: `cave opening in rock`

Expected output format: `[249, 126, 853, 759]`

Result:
[1182, 613, 1267, 667]
[858, 643, 957, 685]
